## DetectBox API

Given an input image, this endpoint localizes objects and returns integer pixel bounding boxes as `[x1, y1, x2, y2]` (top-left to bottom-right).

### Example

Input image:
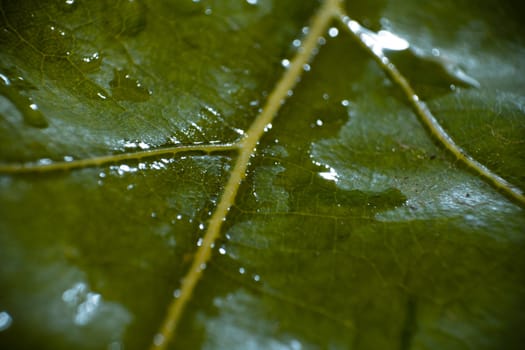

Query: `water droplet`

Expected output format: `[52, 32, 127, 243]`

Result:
[138, 141, 150, 150]
[347, 20, 360, 32]
[123, 141, 137, 149]
[317, 37, 326, 45]
[322, 93, 329, 100]
[316, 119, 323, 127]
[199, 263, 207, 271]
[239, 267, 246, 274]
[432, 48, 440, 56]
[246, 0, 258, 5]
[0, 72, 48, 128]
[281, 58, 290, 69]
[199, 223, 205, 230]
[38, 158, 53, 166]
[218, 247, 226, 255]
[301, 26, 309, 35]
[127, 184, 134, 190]
[60, 0, 78, 11]
[63, 155, 74, 162]
[0, 73, 9, 86]
[376, 30, 409, 51]
[204, 7, 212, 15]
[303, 63, 311, 72]
[328, 27, 339, 38]
[151, 212, 157, 218]
[287, 90, 293, 97]
[77, 51, 102, 73]
[253, 274, 261, 282]
[263, 123, 272, 132]
[0, 311, 13, 331]
[38, 23, 73, 55]
[22, 101, 47, 127]
[292, 39, 301, 48]
[176, 214, 183, 220]
[96, 92, 108, 100]
[153, 334, 165, 346]
[319, 167, 339, 183]
[197, 238, 203, 247]
[341, 99, 350, 107]
[173, 289, 181, 298]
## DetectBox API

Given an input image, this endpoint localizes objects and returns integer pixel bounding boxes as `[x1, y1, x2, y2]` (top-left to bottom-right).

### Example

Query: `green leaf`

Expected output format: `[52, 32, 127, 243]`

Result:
[1, 1, 524, 350]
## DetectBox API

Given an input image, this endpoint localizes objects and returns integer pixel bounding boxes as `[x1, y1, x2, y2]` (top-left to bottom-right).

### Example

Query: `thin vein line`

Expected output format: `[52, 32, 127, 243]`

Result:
[0, 143, 239, 174]
[336, 9, 525, 206]
[148, 1, 340, 349]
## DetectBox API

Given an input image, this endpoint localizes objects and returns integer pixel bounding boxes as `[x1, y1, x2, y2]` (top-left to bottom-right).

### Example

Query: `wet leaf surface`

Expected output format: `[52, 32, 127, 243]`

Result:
[1, 1, 524, 349]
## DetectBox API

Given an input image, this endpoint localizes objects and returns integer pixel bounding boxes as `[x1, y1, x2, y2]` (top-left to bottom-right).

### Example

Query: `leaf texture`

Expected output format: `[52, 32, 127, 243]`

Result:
[1, 1, 524, 350]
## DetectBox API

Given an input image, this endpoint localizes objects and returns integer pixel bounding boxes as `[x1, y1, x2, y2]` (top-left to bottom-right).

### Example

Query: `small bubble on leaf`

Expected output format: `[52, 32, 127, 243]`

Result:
[328, 27, 339, 38]
[0, 311, 13, 331]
